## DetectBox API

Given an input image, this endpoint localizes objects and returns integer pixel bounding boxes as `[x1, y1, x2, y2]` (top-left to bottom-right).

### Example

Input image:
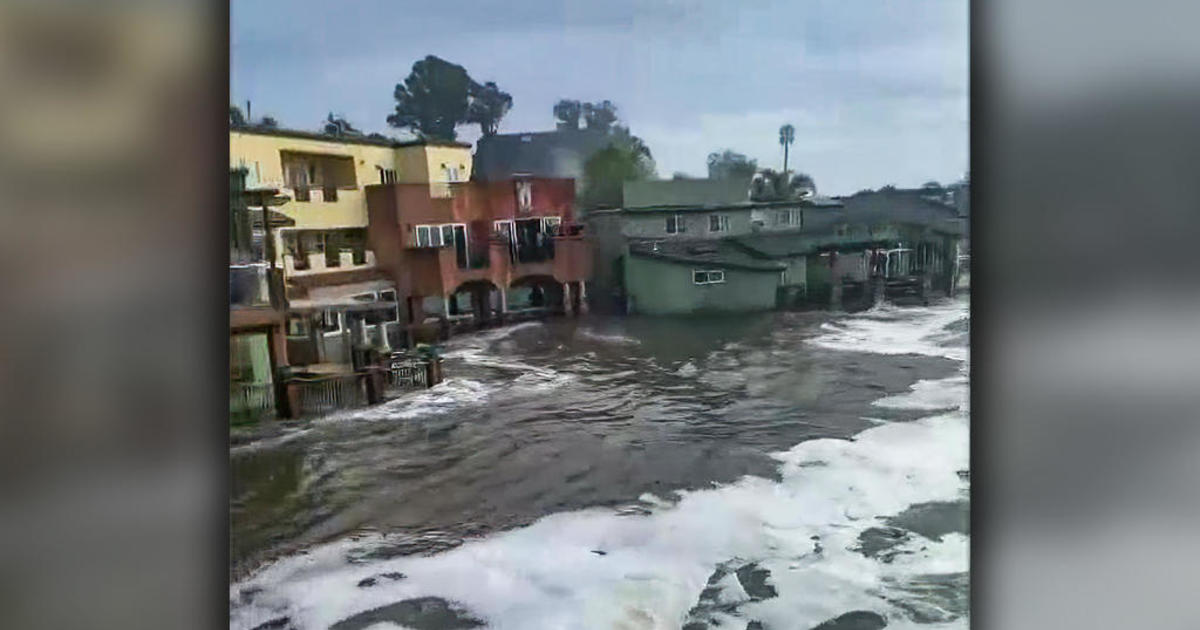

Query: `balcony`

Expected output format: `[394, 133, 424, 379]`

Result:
[284, 249, 376, 276]
[277, 187, 369, 229]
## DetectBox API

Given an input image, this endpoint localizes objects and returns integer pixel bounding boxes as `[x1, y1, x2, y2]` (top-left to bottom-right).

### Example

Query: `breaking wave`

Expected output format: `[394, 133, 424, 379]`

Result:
[232, 299, 970, 629]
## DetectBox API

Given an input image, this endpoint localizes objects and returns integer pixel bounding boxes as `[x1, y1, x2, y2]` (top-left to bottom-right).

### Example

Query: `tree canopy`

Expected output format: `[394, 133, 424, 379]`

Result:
[467, 81, 513, 137]
[583, 100, 618, 132]
[707, 150, 758, 180]
[751, 168, 815, 201]
[230, 105, 246, 128]
[553, 99, 583, 130]
[580, 124, 655, 208]
[553, 99, 618, 132]
[387, 55, 511, 141]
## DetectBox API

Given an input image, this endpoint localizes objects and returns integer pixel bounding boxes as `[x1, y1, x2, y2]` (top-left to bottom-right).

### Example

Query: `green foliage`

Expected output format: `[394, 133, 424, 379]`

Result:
[259, 116, 278, 129]
[707, 149, 758, 180]
[778, 124, 795, 147]
[467, 81, 513, 136]
[581, 125, 656, 208]
[388, 55, 512, 140]
[583, 100, 618, 132]
[387, 55, 475, 140]
[554, 99, 618, 132]
[751, 168, 815, 201]
[554, 99, 583, 130]
[230, 105, 246, 128]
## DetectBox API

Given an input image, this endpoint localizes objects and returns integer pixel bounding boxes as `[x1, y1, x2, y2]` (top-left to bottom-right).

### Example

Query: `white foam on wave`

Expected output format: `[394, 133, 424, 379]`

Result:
[232, 410, 968, 629]
[577, 328, 642, 345]
[874, 373, 969, 411]
[324, 378, 494, 422]
[232, 303, 971, 629]
[808, 299, 969, 362]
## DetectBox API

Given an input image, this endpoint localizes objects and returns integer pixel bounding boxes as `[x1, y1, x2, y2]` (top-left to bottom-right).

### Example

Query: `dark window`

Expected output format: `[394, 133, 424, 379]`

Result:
[320, 310, 340, 333]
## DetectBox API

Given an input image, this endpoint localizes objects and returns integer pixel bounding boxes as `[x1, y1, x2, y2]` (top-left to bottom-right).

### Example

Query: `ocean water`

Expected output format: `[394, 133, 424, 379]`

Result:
[231, 298, 969, 629]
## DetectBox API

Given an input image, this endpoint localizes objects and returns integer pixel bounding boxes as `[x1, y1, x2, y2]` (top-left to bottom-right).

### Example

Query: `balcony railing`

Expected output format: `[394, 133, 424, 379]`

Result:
[230, 381, 275, 421]
[288, 373, 369, 417]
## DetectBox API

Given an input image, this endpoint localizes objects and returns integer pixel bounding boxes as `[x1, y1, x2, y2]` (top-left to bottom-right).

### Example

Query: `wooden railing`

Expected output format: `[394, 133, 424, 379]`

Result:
[289, 374, 368, 417]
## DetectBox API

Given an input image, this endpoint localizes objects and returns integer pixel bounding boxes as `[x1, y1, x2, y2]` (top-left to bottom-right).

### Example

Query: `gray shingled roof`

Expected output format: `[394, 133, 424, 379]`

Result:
[628, 239, 785, 272]
[473, 129, 613, 182]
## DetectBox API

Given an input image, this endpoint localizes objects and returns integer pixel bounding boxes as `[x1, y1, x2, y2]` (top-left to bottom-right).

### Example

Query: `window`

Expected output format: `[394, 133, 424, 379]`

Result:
[666, 214, 687, 234]
[352, 292, 376, 302]
[775, 208, 802, 227]
[542, 216, 562, 235]
[415, 225, 443, 247]
[379, 168, 397, 184]
[692, 269, 726, 285]
[320, 310, 341, 334]
[286, 316, 308, 336]
[708, 214, 730, 233]
[441, 224, 456, 246]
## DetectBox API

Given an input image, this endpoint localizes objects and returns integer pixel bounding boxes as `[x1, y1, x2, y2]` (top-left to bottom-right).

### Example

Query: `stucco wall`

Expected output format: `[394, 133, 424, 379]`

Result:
[624, 256, 779, 315]
[617, 205, 809, 240]
[618, 210, 755, 239]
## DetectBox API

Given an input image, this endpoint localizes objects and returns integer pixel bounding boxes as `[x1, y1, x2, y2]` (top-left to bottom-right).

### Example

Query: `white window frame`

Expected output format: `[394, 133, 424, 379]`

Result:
[666, 213, 687, 235]
[541, 216, 562, 234]
[321, 309, 343, 336]
[692, 269, 727, 285]
[708, 214, 730, 233]
[413, 223, 467, 249]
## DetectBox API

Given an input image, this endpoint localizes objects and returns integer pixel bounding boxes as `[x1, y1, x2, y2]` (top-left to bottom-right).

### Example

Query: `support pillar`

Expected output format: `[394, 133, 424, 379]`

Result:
[949, 242, 961, 298]
[577, 281, 589, 315]
[498, 286, 508, 323]
[440, 295, 451, 340]
[828, 252, 842, 311]
[562, 282, 573, 316]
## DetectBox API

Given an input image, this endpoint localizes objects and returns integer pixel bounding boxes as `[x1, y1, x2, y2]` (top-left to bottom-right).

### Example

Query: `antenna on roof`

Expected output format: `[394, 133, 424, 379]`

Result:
[246, 100, 251, 122]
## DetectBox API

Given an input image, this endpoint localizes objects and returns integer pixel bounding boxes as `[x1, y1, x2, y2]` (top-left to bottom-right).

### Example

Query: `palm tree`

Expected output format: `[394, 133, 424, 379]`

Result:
[778, 124, 795, 175]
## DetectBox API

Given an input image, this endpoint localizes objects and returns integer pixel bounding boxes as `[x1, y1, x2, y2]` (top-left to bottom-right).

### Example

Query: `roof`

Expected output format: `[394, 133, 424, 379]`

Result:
[622, 178, 752, 207]
[628, 239, 786, 272]
[619, 198, 843, 214]
[230, 126, 472, 149]
[835, 190, 965, 235]
[473, 129, 612, 182]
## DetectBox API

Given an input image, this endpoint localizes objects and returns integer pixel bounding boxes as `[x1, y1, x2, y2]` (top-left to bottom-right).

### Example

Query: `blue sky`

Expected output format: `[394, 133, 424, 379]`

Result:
[232, 0, 967, 195]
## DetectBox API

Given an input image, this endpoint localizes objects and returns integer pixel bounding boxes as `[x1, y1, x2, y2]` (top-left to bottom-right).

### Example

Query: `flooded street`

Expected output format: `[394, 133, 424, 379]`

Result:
[231, 298, 969, 629]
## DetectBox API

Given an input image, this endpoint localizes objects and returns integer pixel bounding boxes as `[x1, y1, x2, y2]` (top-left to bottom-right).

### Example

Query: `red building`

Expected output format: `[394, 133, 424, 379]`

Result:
[365, 177, 592, 337]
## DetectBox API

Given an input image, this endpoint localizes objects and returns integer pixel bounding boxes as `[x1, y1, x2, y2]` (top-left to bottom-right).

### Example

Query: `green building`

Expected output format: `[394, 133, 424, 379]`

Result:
[586, 179, 966, 315]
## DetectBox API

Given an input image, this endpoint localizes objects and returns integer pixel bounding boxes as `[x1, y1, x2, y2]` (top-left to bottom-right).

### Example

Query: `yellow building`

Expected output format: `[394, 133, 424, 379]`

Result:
[230, 128, 471, 294]
[230, 127, 473, 366]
